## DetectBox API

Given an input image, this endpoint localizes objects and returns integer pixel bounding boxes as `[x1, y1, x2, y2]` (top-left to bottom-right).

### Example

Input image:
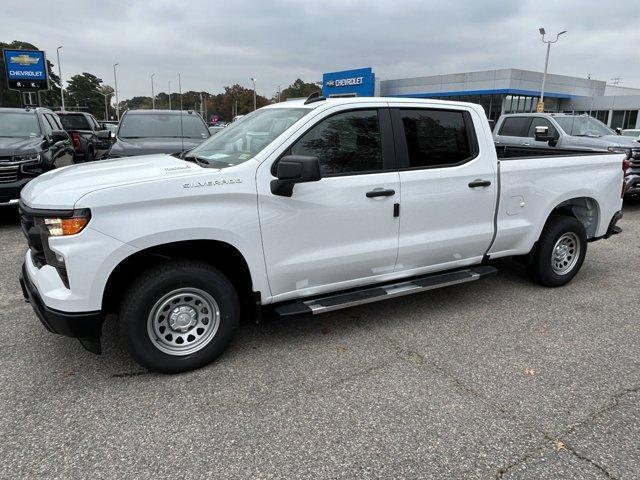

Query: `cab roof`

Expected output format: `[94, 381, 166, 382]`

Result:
[264, 96, 483, 111]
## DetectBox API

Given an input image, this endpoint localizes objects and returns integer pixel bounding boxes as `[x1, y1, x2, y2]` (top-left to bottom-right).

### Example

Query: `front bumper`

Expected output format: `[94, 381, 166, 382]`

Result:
[20, 262, 104, 344]
[625, 175, 640, 196]
[0, 177, 31, 203]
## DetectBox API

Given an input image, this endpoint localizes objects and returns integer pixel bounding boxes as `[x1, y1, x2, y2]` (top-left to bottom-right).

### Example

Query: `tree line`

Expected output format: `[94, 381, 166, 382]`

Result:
[0, 40, 321, 122]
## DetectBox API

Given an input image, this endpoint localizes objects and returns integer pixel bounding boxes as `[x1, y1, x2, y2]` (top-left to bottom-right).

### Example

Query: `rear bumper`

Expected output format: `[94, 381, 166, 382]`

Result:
[20, 262, 104, 340]
[590, 211, 623, 242]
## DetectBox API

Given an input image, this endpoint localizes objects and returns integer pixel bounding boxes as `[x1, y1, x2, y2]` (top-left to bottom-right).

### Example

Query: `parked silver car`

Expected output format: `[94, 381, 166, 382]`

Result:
[493, 113, 640, 199]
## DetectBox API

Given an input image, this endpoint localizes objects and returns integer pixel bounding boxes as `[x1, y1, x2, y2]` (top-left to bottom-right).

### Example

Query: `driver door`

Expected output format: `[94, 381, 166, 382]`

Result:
[256, 106, 400, 302]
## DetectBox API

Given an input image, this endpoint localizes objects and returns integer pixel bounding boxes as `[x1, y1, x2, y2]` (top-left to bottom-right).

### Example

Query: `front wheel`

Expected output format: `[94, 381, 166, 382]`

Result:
[526, 215, 587, 287]
[119, 261, 240, 373]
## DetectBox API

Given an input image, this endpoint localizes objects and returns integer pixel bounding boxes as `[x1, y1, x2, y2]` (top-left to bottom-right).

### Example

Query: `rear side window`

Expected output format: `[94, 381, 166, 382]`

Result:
[290, 109, 383, 176]
[399, 109, 475, 168]
[498, 117, 531, 137]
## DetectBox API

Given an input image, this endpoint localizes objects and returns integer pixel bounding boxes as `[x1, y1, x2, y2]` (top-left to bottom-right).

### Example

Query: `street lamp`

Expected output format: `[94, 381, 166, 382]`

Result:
[151, 73, 156, 109]
[538, 28, 567, 106]
[168, 80, 172, 110]
[250, 77, 257, 111]
[100, 91, 111, 121]
[56, 46, 65, 111]
[113, 63, 120, 121]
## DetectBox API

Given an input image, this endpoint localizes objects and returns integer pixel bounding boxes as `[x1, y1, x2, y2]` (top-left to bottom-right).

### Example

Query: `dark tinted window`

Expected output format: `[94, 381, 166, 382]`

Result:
[59, 114, 91, 130]
[499, 117, 531, 136]
[41, 114, 54, 135]
[527, 117, 557, 138]
[291, 110, 383, 176]
[400, 109, 473, 168]
[119, 113, 209, 139]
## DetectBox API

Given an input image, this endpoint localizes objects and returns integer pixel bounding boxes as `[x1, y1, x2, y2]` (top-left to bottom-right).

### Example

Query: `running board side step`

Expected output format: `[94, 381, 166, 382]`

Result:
[274, 266, 497, 317]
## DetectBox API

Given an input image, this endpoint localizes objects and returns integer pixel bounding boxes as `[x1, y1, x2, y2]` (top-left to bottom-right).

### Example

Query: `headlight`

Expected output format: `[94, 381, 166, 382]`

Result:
[42, 210, 91, 236]
[607, 146, 630, 153]
[12, 152, 40, 163]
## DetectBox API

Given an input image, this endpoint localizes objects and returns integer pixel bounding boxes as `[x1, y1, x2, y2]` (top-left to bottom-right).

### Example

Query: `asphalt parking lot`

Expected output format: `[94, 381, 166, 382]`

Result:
[0, 203, 638, 479]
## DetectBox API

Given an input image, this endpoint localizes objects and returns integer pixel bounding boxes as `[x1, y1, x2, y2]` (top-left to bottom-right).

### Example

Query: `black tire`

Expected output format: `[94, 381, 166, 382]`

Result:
[86, 148, 95, 162]
[526, 215, 587, 287]
[118, 260, 239, 373]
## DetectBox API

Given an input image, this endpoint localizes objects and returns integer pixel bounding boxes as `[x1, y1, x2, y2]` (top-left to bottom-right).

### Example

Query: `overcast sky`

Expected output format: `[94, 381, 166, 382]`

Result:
[3, 0, 639, 100]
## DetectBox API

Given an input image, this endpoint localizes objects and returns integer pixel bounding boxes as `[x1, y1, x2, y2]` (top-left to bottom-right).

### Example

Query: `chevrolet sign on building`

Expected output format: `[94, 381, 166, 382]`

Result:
[322, 67, 375, 97]
[3, 49, 49, 91]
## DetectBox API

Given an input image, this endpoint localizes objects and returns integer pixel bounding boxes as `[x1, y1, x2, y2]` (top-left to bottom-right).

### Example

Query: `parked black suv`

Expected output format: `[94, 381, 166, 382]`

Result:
[57, 111, 113, 162]
[108, 109, 210, 158]
[0, 107, 74, 203]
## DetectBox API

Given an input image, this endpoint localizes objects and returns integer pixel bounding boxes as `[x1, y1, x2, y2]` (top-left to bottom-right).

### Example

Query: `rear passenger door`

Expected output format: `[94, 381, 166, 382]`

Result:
[391, 105, 497, 274]
[494, 116, 532, 147]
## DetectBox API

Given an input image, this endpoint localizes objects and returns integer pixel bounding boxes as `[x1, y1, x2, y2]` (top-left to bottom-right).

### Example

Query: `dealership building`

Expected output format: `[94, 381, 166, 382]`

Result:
[322, 67, 640, 130]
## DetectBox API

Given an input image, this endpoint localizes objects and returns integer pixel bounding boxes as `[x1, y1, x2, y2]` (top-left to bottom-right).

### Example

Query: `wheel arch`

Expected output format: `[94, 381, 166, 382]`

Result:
[102, 239, 258, 314]
[544, 196, 601, 239]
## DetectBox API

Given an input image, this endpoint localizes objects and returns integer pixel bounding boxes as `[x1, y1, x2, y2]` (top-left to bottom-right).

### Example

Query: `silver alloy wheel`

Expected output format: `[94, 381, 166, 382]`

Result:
[551, 232, 581, 275]
[147, 287, 221, 356]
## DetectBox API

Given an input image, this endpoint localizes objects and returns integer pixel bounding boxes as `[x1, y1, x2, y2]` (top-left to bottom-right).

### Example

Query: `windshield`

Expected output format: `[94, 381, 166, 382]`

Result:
[0, 113, 40, 138]
[555, 116, 615, 137]
[59, 114, 91, 130]
[119, 113, 209, 139]
[188, 108, 310, 168]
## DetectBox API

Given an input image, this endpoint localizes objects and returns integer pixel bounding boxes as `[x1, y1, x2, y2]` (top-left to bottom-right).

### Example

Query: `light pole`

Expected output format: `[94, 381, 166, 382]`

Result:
[250, 77, 257, 111]
[168, 80, 172, 110]
[100, 92, 111, 121]
[538, 28, 567, 106]
[151, 73, 156, 109]
[56, 46, 65, 111]
[113, 63, 120, 121]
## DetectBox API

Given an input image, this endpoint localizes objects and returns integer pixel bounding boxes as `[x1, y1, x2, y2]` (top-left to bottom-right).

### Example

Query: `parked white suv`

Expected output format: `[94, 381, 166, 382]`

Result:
[19, 97, 625, 372]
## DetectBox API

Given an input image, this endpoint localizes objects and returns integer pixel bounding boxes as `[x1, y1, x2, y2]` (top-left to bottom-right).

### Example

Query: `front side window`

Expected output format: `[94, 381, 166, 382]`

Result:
[400, 109, 473, 168]
[290, 109, 383, 176]
[119, 113, 210, 139]
[527, 117, 558, 138]
[0, 113, 40, 138]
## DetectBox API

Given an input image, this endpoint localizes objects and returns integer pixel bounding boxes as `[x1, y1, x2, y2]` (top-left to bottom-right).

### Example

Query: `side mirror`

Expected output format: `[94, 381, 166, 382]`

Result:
[534, 125, 557, 145]
[97, 130, 111, 140]
[615, 127, 622, 135]
[270, 155, 321, 197]
[50, 130, 69, 144]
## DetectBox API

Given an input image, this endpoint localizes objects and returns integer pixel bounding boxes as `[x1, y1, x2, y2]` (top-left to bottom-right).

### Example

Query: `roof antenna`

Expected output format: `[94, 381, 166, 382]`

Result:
[178, 73, 184, 156]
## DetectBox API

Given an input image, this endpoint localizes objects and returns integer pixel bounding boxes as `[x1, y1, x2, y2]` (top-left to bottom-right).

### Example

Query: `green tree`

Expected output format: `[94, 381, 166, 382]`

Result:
[0, 40, 62, 108]
[278, 79, 320, 102]
[66, 72, 105, 117]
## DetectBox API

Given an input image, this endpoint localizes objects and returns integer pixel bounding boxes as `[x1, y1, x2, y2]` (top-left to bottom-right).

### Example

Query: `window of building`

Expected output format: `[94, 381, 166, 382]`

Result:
[399, 109, 475, 168]
[290, 109, 383, 176]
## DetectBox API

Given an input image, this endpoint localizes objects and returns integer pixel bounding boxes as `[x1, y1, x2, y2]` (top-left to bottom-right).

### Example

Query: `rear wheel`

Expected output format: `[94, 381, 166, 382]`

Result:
[526, 215, 587, 287]
[119, 261, 239, 373]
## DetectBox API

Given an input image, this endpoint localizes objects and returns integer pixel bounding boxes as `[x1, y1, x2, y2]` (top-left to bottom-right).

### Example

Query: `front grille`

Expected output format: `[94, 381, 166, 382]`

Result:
[0, 166, 19, 183]
[19, 210, 47, 268]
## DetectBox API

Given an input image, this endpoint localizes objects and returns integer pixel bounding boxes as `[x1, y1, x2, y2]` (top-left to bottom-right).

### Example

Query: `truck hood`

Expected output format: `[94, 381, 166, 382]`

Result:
[20, 154, 201, 209]
[0, 136, 43, 156]
[110, 137, 206, 157]
[579, 135, 640, 149]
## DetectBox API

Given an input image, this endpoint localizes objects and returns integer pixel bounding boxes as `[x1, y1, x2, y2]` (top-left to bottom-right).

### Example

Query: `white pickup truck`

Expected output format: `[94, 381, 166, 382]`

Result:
[18, 97, 626, 373]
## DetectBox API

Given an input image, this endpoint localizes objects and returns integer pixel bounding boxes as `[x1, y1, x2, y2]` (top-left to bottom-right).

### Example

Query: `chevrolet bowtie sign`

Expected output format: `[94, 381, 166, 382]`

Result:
[322, 67, 375, 97]
[3, 49, 49, 91]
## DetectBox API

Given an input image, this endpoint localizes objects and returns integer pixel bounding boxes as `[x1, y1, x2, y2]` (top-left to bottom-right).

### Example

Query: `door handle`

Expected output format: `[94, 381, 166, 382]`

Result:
[521, 142, 531, 146]
[468, 179, 491, 188]
[366, 188, 396, 198]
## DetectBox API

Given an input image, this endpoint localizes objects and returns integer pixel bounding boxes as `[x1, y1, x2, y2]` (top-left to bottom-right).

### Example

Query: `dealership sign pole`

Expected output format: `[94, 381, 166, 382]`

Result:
[3, 49, 50, 106]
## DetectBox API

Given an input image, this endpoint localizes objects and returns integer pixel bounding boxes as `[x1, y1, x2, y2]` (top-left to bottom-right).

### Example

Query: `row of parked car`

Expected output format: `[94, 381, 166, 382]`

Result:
[0, 106, 226, 203]
[1, 104, 639, 205]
